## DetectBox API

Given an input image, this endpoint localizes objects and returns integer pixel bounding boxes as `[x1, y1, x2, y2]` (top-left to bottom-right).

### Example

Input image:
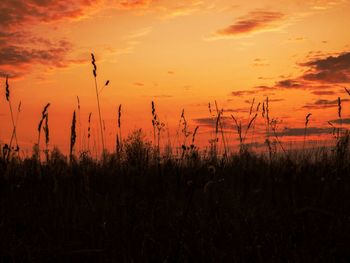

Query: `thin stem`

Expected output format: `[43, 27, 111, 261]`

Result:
[215, 101, 228, 157]
[94, 77, 105, 152]
[8, 100, 19, 157]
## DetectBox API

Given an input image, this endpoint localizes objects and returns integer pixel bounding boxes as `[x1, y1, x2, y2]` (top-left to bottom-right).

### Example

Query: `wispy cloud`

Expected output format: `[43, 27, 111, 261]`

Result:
[119, 0, 152, 9]
[311, 90, 336, 96]
[301, 52, 350, 83]
[209, 10, 285, 40]
[275, 127, 333, 137]
[329, 118, 350, 124]
[0, 0, 100, 77]
[253, 51, 350, 95]
[303, 99, 349, 109]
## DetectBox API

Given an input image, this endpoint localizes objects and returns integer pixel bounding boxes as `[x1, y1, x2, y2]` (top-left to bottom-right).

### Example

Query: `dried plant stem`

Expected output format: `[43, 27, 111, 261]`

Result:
[94, 77, 105, 152]
[77, 96, 82, 153]
[91, 53, 105, 154]
[70, 111, 77, 160]
[8, 101, 21, 158]
[337, 97, 342, 139]
[215, 101, 228, 157]
[118, 104, 122, 150]
[87, 113, 92, 152]
[7, 99, 19, 156]
[303, 113, 312, 151]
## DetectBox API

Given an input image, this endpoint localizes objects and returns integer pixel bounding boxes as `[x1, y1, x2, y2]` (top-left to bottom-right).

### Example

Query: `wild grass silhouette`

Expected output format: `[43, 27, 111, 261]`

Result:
[1, 59, 350, 262]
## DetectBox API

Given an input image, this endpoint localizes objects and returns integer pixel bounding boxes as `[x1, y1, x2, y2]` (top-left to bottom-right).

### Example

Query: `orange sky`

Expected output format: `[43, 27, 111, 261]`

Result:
[1, 0, 350, 155]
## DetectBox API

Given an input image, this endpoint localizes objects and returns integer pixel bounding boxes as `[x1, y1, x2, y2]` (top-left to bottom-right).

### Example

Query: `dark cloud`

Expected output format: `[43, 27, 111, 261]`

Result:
[193, 116, 232, 128]
[0, 41, 72, 67]
[298, 52, 350, 85]
[255, 85, 275, 92]
[268, 98, 285, 102]
[329, 118, 350, 125]
[0, 0, 99, 29]
[276, 79, 304, 88]
[231, 90, 255, 96]
[275, 127, 333, 137]
[0, 0, 100, 77]
[253, 58, 269, 67]
[224, 108, 249, 113]
[303, 99, 349, 109]
[255, 52, 350, 95]
[311, 90, 335, 95]
[216, 10, 284, 36]
[302, 52, 350, 71]
[231, 86, 275, 97]
[303, 71, 350, 83]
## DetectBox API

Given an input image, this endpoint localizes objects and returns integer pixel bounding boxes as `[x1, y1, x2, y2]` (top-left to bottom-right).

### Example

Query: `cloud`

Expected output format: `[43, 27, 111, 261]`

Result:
[224, 108, 249, 113]
[300, 52, 350, 83]
[231, 90, 256, 96]
[275, 127, 333, 137]
[253, 58, 269, 67]
[193, 116, 232, 128]
[0, 0, 99, 29]
[216, 10, 285, 37]
[303, 99, 349, 109]
[311, 90, 336, 95]
[329, 118, 350, 124]
[119, 0, 152, 9]
[231, 86, 275, 97]
[256, 51, 350, 94]
[0, 0, 100, 77]
[276, 79, 304, 88]
[0, 0, 207, 77]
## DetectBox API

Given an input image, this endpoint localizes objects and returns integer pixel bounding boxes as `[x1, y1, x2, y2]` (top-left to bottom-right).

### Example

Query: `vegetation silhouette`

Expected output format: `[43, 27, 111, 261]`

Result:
[1, 58, 350, 262]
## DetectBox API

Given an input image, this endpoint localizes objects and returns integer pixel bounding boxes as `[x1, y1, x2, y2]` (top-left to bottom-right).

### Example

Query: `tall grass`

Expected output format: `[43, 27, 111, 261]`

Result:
[2, 65, 350, 262]
[70, 110, 76, 160]
[37, 103, 50, 160]
[91, 53, 105, 153]
[303, 113, 312, 151]
[5, 76, 20, 159]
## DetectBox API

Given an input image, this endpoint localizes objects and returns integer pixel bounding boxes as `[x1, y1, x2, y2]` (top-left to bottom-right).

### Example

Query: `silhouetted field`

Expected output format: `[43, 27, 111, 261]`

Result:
[1, 129, 350, 262]
[2, 57, 350, 262]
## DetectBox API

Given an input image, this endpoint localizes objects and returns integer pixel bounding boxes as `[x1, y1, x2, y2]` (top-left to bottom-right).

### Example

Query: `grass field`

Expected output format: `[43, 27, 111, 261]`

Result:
[1, 128, 350, 262]
[1, 56, 350, 262]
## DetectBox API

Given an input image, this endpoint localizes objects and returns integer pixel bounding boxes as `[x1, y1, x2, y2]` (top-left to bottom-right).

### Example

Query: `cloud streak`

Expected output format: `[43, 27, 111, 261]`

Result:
[275, 127, 333, 137]
[303, 99, 349, 109]
[119, 0, 152, 9]
[216, 10, 285, 37]
[253, 51, 350, 96]
[0, 0, 101, 77]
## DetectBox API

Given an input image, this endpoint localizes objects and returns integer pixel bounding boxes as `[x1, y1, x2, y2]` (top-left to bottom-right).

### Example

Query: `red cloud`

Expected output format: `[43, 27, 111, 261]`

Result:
[0, 0, 99, 77]
[303, 99, 349, 109]
[252, 51, 350, 97]
[216, 10, 284, 36]
[119, 0, 152, 8]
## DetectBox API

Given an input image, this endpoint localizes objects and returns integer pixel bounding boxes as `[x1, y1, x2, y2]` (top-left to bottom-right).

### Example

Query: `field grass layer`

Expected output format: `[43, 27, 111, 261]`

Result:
[1, 144, 350, 262]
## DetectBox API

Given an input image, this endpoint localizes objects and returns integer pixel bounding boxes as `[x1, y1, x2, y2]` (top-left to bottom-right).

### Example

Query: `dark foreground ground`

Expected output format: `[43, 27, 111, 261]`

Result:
[1, 146, 350, 262]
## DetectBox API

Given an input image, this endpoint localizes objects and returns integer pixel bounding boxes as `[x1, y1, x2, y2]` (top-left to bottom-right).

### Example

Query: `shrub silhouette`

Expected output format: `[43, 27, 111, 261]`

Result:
[124, 129, 152, 168]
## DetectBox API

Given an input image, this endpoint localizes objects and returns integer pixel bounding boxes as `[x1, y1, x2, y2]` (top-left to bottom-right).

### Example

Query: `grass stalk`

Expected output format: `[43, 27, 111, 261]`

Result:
[91, 53, 105, 153]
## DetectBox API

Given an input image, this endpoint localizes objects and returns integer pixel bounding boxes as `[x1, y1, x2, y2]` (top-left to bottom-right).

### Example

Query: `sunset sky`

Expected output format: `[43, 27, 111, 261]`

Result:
[1, 0, 350, 154]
